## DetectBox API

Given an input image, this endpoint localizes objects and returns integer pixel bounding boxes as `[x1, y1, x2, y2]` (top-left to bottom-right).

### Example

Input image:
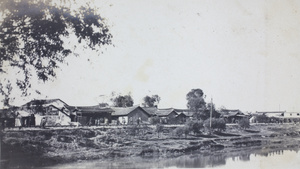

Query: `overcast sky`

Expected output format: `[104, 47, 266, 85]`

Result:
[4, 0, 300, 112]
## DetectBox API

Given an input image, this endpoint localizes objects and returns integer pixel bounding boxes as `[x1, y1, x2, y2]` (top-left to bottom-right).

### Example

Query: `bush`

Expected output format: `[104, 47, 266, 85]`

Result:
[238, 118, 250, 129]
[185, 120, 203, 134]
[255, 114, 269, 123]
[204, 118, 226, 131]
[173, 126, 190, 138]
[174, 127, 184, 138]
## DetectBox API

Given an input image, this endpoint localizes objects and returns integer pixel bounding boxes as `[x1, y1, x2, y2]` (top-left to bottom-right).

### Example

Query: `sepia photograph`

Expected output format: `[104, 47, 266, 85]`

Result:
[1, 0, 300, 168]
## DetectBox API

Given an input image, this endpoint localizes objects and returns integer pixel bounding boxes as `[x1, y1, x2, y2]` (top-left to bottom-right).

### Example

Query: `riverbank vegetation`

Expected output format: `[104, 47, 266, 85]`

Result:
[1, 123, 300, 168]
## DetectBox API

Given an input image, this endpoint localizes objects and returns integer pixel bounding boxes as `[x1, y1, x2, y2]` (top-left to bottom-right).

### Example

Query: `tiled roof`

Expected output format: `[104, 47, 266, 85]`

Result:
[23, 99, 68, 106]
[46, 105, 71, 116]
[220, 109, 247, 117]
[143, 107, 193, 117]
[22, 99, 70, 111]
[176, 112, 187, 118]
[173, 108, 191, 112]
[256, 111, 286, 114]
[141, 107, 158, 115]
[220, 109, 241, 114]
[111, 106, 149, 116]
[155, 108, 177, 117]
[70, 105, 114, 114]
[182, 111, 194, 117]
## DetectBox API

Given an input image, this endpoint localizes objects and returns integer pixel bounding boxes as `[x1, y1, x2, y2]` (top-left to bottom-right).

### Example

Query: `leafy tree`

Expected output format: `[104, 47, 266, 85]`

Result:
[215, 118, 226, 131]
[206, 102, 215, 110]
[199, 108, 221, 121]
[255, 114, 269, 123]
[0, 82, 12, 107]
[0, 0, 112, 105]
[174, 127, 184, 138]
[185, 119, 203, 134]
[186, 89, 206, 119]
[98, 103, 109, 107]
[217, 105, 227, 111]
[142, 95, 161, 107]
[174, 126, 189, 138]
[111, 94, 134, 107]
[25, 99, 46, 115]
[204, 118, 226, 132]
[189, 96, 220, 121]
[238, 118, 250, 129]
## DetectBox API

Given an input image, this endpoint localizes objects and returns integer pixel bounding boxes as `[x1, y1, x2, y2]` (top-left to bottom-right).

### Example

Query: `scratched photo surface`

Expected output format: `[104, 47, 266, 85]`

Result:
[1, 0, 300, 169]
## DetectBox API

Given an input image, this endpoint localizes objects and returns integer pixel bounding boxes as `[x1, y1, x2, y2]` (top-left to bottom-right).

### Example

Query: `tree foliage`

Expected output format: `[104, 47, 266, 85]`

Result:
[202, 109, 220, 120]
[185, 119, 203, 134]
[0, 82, 12, 107]
[186, 89, 206, 113]
[25, 99, 47, 115]
[217, 105, 226, 111]
[206, 102, 215, 111]
[173, 126, 189, 138]
[189, 96, 220, 121]
[142, 95, 160, 107]
[255, 114, 269, 123]
[238, 118, 250, 129]
[0, 0, 112, 104]
[174, 127, 184, 138]
[204, 118, 226, 132]
[192, 109, 220, 121]
[111, 94, 134, 107]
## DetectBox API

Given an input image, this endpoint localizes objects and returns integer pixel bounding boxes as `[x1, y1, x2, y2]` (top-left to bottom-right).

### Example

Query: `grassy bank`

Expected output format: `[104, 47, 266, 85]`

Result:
[1, 124, 300, 168]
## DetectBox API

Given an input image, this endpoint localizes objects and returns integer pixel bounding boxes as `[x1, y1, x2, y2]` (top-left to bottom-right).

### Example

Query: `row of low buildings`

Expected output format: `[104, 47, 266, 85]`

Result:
[220, 109, 300, 123]
[0, 99, 195, 127]
[251, 111, 300, 123]
[1, 98, 299, 128]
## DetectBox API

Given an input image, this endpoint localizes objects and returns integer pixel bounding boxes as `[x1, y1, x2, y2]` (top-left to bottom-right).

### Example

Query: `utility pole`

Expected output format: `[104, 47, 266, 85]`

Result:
[210, 98, 213, 129]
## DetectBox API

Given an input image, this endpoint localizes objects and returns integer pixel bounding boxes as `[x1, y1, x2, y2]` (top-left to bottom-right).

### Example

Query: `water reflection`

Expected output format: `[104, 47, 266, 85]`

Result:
[163, 154, 226, 168]
[50, 148, 300, 169]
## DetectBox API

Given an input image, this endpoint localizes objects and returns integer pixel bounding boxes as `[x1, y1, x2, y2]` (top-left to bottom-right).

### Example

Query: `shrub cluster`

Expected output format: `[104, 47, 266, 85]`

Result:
[185, 120, 204, 134]
[204, 118, 226, 132]
[238, 118, 250, 129]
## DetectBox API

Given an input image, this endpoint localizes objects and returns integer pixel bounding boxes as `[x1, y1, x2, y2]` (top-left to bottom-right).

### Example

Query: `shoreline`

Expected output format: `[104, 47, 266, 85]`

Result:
[1, 123, 300, 168]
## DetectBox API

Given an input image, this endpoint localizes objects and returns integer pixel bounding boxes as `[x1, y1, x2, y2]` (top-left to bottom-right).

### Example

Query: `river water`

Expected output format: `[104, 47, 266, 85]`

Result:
[46, 148, 300, 169]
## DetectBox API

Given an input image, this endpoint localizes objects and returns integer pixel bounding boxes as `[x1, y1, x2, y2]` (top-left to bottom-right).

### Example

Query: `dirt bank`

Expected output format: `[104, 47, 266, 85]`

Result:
[1, 124, 300, 168]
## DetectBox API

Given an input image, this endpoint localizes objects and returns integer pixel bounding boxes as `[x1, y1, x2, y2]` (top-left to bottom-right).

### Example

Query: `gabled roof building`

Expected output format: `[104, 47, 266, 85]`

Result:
[219, 109, 247, 123]
[67, 105, 114, 125]
[111, 106, 151, 125]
